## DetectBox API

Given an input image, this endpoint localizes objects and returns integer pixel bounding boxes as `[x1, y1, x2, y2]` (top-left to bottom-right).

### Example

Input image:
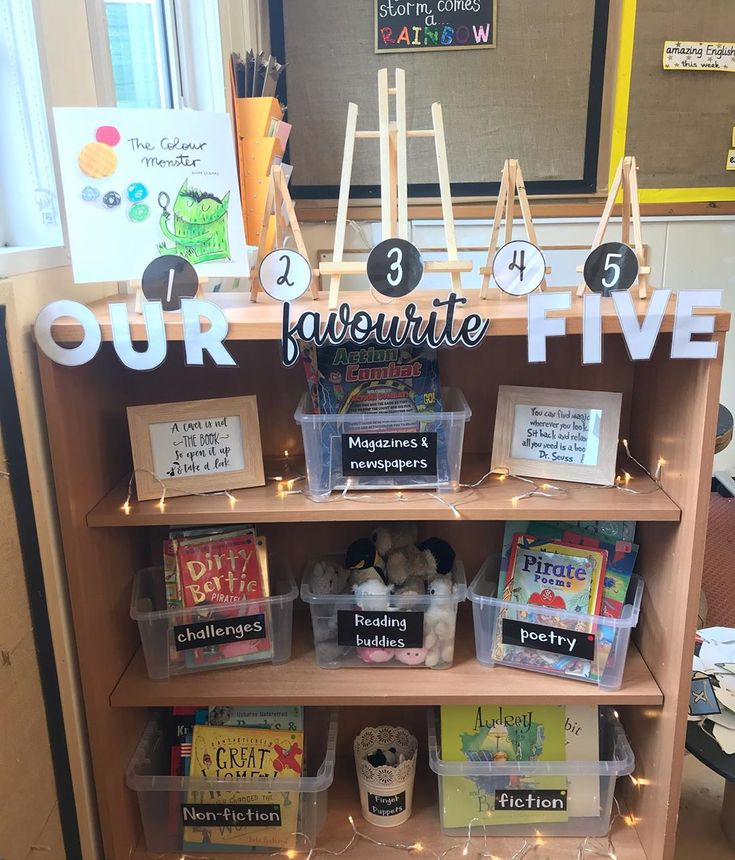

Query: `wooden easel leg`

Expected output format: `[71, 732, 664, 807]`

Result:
[395, 68, 409, 241]
[378, 68, 392, 241]
[480, 161, 509, 299]
[275, 168, 319, 299]
[389, 124, 398, 238]
[431, 102, 463, 297]
[577, 157, 624, 296]
[329, 102, 359, 310]
[515, 162, 547, 291]
[504, 159, 517, 245]
[621, 158, 631, 246]
[628, 157, 648, 300]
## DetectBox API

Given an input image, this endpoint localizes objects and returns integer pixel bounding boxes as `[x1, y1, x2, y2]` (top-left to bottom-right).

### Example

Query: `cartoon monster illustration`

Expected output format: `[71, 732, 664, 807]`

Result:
[158, 180, 231, 264]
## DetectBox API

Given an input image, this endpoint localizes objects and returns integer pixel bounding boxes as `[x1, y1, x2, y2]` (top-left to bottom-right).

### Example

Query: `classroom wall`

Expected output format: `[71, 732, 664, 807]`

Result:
[299, 215, 735, 475]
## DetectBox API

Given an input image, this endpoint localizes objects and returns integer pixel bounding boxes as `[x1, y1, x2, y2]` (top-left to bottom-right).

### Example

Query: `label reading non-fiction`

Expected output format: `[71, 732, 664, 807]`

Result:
[181, 803, 282, 827]
[368, 791, 407, 817]
[341, 432, 437, 478]
[337, 610, 424, 649]
[494, 789, 568, 813]
[501, 618, 596, 661]
[174, 613, 266, 652]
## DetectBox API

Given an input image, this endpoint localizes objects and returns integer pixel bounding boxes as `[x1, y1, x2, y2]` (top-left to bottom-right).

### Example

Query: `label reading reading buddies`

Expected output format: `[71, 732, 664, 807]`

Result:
[368, 791, 407, 817]
[337, 610, 424, 649]
[501, 618, 595, 661]
[341, 431, 438, 478]
[181, 803, 282, 827]
[494, 789, 568, 813]
[174, 613, 266, 652]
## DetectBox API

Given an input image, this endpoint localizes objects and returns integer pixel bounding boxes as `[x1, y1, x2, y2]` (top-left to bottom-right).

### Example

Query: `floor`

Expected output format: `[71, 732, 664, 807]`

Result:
[676, 753, 733, 859]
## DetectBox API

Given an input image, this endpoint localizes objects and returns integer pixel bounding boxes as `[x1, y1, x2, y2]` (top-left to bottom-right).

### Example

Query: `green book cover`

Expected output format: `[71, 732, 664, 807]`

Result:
[439, 705, 569, 828]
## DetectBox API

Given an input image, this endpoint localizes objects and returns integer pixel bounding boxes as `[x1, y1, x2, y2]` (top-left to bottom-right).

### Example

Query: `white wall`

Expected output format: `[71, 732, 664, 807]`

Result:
[300, 215, 735, 474]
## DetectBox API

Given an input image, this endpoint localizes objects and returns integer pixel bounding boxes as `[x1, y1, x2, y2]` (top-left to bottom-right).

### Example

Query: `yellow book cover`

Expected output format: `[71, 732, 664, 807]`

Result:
[439, 705, 569, 828]
[183, 724, 304, 851]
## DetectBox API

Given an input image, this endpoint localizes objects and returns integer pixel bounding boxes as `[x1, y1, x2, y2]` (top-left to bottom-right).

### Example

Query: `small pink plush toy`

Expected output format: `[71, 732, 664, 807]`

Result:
[357, 647, 395, 664]
[394, 647, 428, 665]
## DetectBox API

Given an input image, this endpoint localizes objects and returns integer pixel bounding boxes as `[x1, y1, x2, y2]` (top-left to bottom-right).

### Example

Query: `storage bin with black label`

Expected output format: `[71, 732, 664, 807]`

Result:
[468, 556, 644, 689]
[131, 553, 298, 679]
[301, 557, 467, 669]
[126, 709, 338, 855]
[293, 387, 471, 496]
[428, 707, 634, 837]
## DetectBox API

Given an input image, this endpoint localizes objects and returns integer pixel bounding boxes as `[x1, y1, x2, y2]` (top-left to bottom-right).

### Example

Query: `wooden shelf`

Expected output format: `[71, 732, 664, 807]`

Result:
[111, 613, 663, 708]
[88, 455, 680, 526]
[132, 757, 647, 860]
[49, 288, 730, 343]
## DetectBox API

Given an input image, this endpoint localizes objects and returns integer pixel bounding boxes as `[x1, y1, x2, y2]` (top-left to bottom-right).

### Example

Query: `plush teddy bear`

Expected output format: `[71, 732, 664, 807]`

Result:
[352, 577, 394, 611]
[423, 578, 457, 668]
[372, 524, 418, 561]
[385, 543, 436, 587]
[416, 537, 456, 584]
[310, 559, 350, 595]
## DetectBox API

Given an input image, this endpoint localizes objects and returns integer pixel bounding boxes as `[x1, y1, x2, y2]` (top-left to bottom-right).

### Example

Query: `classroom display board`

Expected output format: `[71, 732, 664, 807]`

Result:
[270, 0, 609, 198]
[620, 0, 735, 201]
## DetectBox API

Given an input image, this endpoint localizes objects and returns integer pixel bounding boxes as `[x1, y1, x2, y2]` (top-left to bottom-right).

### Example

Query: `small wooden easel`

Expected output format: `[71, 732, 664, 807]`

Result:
[320, 68, 471, 309]
[479, 159, 547, 299]
[576, 156, 650, 299]
[250, 164, 319, 302]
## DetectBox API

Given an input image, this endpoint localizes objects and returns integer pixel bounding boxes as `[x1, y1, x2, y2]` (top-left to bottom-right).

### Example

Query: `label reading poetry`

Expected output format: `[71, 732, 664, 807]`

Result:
[502, 618, 596, 661]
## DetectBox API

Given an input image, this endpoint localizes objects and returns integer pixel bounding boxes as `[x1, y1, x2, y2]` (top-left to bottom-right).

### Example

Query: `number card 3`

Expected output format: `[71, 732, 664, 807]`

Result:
[490, 385, 622, 486]
[127, 395, 265, 500]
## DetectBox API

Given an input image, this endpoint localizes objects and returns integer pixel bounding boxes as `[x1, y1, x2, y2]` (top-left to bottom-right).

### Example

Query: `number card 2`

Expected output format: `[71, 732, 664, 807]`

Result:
[491, 385, 622, 486]
[127, 396, 265, 500]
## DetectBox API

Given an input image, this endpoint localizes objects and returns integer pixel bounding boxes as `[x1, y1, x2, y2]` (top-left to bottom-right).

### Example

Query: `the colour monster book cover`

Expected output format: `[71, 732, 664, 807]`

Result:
[176, 532, 272, 669]
[300, 340, 442, 416]
[183, 725, 304, 852]
[439, 705, 568, 828]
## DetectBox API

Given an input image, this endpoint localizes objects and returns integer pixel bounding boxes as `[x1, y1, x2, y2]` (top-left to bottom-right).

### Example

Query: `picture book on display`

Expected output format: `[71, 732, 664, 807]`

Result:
[300, 340, 442, 416]
[439, 704, 601, 827]
[163, 525, 272, 670]
[184, 723, 304, 852]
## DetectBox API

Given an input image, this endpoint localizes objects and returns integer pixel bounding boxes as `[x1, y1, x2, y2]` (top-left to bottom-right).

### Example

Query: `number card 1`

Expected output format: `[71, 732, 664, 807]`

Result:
[491, 385, 622, 486]
[127, 395, 265, 500]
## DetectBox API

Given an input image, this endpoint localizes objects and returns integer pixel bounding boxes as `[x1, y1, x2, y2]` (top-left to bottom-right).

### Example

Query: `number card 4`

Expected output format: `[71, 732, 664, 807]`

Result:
[127, 395, 265, 500]
[490, 385, 622, 486]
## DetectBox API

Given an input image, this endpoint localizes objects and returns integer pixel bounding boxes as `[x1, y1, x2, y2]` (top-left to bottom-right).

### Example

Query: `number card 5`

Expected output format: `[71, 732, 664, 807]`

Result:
[490, 385, 622, 486]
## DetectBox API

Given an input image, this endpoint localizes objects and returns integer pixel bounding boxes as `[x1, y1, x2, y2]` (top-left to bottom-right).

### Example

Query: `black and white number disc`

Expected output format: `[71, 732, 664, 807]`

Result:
[583, 242, 639, 296]
[367, 239, 424, 298]
[492, 240, 546, 296]
[141, 255, 198, 311]
[259, 248, 312, 301]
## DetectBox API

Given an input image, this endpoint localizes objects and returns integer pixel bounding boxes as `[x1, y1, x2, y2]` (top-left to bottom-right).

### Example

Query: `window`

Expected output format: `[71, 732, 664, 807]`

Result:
[102, 0, 225, 111]
[0, 0, 62, 249]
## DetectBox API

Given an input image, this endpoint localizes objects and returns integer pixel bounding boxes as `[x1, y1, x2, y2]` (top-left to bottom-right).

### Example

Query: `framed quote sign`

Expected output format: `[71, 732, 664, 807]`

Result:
[491, 386, 622, 486]
[127, 396, 264, 501]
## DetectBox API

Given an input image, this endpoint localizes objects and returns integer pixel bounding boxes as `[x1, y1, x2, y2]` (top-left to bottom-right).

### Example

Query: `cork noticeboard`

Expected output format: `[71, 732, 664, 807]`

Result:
[614, 0, 735, 202]
[269, 0, 610, 199]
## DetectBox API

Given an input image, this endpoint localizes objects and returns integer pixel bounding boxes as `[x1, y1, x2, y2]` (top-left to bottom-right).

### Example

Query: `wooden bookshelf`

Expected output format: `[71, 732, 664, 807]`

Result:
[37, 300, 728, 860]
[88, 456, 680, 526]
[111, 614, 663, 708]
[132, 759, 648, 860]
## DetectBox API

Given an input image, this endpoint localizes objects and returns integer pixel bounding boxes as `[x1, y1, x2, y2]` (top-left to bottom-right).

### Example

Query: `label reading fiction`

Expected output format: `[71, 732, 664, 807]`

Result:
[174, 613, 266, 652]
[501, 618, 596, 661]
[342, 432, 438, 478]
[494, 789, 568, 813]
[375, 1, 496, 53]
[337, 610, 424, 649]
[368, 791, 407, 817]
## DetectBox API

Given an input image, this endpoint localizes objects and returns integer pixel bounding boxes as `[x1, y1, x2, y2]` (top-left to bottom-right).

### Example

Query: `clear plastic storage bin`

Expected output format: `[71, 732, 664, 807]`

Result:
[468, 556, 644, 690]
[293, 387, 471, 496]
[126, 709, 338, 855]
[131, 554, 298, 679]
[428, 707, 634, 837]
[301, 557, 467, 669]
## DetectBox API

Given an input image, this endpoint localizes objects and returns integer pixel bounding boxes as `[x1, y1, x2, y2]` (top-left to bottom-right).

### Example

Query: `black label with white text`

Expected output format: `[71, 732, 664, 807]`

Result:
[368, 791, 407, 817]
[337, 610, 424, 648]
[341, 432, 437, 478]
[501, 618, 595, 661]
[174, 613, 266, 652]
[494, 789, 568, 813]
[181, 803, 282, 827]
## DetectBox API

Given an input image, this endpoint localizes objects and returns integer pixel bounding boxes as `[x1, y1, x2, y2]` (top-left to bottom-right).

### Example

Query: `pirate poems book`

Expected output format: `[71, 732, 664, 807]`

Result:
[183, 724, 304, 851]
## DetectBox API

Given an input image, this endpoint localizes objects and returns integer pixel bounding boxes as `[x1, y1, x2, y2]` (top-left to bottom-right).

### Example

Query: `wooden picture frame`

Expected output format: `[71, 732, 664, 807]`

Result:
[127, 396, 265, 501]
[491, 385, 622, 486]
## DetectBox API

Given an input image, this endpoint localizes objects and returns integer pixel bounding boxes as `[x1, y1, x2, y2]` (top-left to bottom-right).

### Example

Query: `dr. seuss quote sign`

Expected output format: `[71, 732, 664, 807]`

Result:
[52, 108, 248, 283]
[375, 0, 496, 52]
